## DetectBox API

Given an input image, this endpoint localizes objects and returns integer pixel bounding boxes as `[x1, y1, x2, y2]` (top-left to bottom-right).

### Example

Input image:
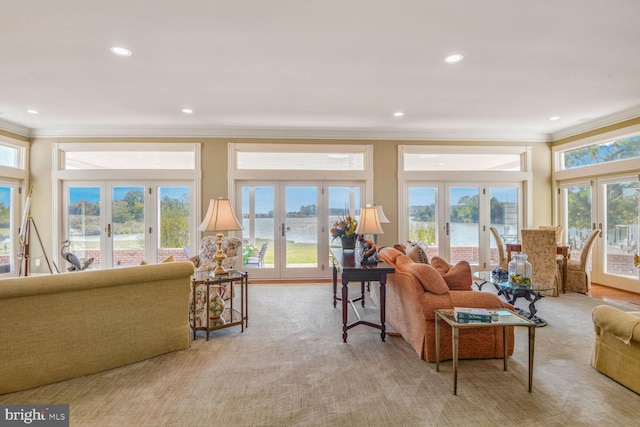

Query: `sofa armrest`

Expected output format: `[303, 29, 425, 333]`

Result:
[592, 305, 640, 344]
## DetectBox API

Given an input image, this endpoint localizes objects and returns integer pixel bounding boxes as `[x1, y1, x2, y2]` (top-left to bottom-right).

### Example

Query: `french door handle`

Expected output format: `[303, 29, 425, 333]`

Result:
[281, 223, 285, 237]
[598, 223, 603, 238]
[446, 222, 450, 236]
[107, 223, 112, 238]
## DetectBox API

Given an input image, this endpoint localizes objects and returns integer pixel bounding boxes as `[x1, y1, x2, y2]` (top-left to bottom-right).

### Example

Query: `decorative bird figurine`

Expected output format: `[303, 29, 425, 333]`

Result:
[61, 240, 94, 271]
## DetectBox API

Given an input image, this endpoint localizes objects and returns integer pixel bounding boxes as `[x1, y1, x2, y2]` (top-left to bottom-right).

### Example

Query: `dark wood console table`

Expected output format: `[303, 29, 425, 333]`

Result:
[330, 248, 395, 343]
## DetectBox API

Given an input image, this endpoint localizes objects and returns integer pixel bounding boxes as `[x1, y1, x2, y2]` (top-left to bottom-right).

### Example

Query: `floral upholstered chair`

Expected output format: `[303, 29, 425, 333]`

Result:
[189, 236, 242, 328]
[489, 226, 508, 269]
[190, 236, 242, 272]
[566, 229, 599, 294]
[521, 229, 560, 297]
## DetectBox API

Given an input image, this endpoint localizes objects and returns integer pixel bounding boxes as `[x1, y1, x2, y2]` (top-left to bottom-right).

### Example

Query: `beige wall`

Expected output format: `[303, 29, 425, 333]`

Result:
[24, 136, 552, 271]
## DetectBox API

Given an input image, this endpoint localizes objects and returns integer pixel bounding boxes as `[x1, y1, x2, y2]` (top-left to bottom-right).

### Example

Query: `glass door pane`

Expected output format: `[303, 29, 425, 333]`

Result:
[562, 183, 594, 260]
[0, 186, 15, 274]
[111, 186, 145, 268]
[602, 178, 639, 279]
[328, 186, 361, 249]
[489, 186, 520, 266]
[157, 186, 190, 263]
[240, 185, 275, 275]
[66, 186, 102, 270]
[447, 186, 480, 265]
[408, 186, 439, 257]
[284, 185, 319, 275]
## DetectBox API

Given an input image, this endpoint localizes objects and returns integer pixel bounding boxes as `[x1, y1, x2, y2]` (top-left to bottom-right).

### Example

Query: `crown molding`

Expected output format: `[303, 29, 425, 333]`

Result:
[26, 125, 551, 142]
[0, 118, 30, 137]
[550, 105, 640, 141]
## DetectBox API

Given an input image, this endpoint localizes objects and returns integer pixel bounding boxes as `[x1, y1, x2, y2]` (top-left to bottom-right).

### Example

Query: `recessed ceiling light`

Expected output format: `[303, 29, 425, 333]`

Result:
[110, 46, 132, 56]
[549, 116, 560, 121]
[393, 112, 404, 117]
[181, 108, 194, 114]
[27, 109, 39, 114]
[444, 53, 464, 63]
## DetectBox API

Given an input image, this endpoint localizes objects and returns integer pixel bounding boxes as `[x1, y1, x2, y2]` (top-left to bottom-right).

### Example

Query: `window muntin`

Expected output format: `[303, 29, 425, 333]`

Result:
[560, 134, 640, 170]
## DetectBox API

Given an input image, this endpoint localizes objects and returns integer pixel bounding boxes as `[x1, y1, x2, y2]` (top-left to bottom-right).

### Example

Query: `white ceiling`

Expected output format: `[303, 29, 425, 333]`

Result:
[1, 0, 640, 141]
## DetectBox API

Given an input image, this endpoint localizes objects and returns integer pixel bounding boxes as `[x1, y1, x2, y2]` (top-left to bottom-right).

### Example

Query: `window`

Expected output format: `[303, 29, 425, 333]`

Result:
[236, 150, 365, 171]
[0, 135, 28, 276]
[560, 134, 640, 170]
[399, 145, 531, 270]
[53, 143, 200, 270]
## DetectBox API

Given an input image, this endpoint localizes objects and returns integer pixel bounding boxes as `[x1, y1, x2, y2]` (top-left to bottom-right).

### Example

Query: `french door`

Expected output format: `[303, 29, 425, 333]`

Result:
[406, 182, 522, 270]
[62, 181, 192, 270]
[559, 174, 639, 291]
[237, 181, 363, 280]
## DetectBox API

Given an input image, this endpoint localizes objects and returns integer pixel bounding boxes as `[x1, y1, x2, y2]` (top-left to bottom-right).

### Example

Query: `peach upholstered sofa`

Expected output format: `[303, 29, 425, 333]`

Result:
[378, 246, 514, 362]
[0, 261, 194, 394]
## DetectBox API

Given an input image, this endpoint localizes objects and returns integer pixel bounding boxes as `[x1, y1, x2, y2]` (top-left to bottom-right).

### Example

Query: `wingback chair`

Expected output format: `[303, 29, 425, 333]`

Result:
[566, 229, 600, 294]
[191, 235, 242, 272]
[539, 225, 564, 244]
[521, 229, 560, 297]
[189, 235, 243, 329]
[489, 226, 508, 269]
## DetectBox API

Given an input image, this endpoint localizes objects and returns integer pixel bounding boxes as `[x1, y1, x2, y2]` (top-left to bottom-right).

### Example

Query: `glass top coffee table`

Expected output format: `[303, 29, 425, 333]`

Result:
[473, 271, 553, 327]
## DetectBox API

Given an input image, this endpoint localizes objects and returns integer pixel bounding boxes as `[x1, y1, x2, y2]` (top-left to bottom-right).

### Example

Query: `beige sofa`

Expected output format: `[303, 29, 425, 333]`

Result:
[591, 305, 640, 394]
[0, 261, 194, 395]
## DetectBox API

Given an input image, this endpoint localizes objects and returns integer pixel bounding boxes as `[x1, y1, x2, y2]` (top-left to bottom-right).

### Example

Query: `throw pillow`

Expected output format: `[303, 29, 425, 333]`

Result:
[161, 255, 175, 263]
[429, 256, 472, 291]
[407, 244, 429, 264]
[404, 262, 449, 295]
[430, 256, 451, 275]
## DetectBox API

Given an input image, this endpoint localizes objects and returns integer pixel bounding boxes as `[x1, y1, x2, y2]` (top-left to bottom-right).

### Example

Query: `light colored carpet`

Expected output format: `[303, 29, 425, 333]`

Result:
[1, 283, 639, 426]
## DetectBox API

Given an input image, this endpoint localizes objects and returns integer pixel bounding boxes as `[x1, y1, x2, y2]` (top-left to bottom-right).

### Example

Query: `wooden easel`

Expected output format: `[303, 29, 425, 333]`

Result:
[18, 205, 54, 276]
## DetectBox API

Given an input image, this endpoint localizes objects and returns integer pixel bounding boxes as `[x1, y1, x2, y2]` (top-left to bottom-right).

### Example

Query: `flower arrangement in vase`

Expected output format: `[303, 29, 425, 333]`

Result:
[330, 211, 358, 249]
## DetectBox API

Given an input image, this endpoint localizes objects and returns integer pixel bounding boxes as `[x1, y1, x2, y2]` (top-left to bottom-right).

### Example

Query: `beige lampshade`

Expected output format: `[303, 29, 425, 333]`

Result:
[197, 198, 242, 232]
[355, 206, 384, 235]
[375, 205, 390, 223]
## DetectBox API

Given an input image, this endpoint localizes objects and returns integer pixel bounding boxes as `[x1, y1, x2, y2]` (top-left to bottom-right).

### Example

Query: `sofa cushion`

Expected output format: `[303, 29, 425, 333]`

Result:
[378, 247, 405, 266]
[407, 244, 429, 264]
[430, 256, 472, 291]
[393, 244, 407, 254]
[395, 255, 448, 295]
[404, 262, 449, 295]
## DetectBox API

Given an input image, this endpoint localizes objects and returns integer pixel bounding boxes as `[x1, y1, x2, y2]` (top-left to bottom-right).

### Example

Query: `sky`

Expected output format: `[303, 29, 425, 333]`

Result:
[0, 187, 10, 206]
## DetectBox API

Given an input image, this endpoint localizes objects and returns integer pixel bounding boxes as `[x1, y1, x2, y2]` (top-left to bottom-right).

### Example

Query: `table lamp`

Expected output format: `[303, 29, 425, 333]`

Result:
[373, 204, 389, 245]
[198, 197, 242, 276]
[355, 205, 384, 264]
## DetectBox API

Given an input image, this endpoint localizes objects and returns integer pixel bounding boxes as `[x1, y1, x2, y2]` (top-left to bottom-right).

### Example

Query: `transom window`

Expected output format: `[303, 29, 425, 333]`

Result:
[559, 134, 640, 170]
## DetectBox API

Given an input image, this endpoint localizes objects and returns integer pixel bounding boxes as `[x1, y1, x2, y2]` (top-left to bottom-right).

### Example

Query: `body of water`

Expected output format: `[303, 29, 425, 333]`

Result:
[242, 217, 485, 246]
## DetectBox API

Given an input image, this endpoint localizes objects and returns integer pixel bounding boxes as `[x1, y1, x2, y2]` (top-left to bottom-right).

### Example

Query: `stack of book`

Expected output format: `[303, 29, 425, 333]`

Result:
[454, 307, 492, 323]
